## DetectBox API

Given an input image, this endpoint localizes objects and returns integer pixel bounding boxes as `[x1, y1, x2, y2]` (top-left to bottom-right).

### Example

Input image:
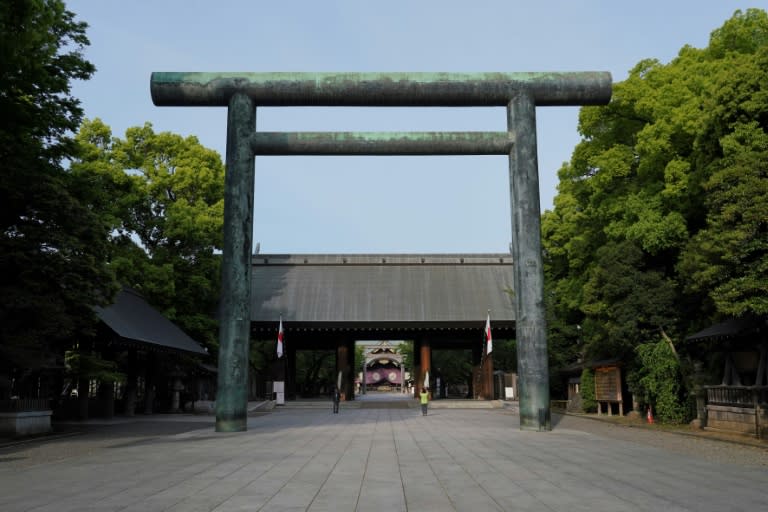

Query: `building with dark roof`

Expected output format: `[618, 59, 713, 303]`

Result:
[250, 254, 513, 400]
[95, 288, 207, 355]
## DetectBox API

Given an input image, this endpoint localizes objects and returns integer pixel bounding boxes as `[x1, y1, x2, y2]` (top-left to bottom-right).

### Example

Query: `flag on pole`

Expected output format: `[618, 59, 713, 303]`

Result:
[485, 312, 493, 355]
[424, 370, 429, 390]
[277, 316, 284, 358]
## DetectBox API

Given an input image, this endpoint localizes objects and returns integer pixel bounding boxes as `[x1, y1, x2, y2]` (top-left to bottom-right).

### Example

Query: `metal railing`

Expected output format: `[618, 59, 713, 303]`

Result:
[705, 385, 768, 407]
[0, 398, 51, 412]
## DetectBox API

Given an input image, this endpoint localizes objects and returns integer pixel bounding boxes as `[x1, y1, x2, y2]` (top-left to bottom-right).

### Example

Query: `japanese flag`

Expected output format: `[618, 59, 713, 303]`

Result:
[277, 317, 284, 358]
[485, 313, 492, 355]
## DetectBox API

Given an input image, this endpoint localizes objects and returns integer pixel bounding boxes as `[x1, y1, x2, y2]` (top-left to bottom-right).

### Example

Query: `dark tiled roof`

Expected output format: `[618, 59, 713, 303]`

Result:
[250, 254, 515, 324]
[686, 317, 763, 342]
[95, 288, 207, 354]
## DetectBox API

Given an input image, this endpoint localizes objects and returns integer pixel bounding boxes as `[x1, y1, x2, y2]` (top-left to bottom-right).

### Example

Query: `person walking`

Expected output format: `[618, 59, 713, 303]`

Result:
[420, 387, 429, 416]
[332, 387, 341, 414]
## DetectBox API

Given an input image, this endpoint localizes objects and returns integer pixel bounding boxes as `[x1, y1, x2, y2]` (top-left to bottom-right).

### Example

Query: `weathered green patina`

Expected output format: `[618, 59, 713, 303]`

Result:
[151, 71, 612, 433]
[251, 132, 513, 155]
[215, 93, 255, 433]
[508, 92, 551, 431]
[151, 71, 611, 107]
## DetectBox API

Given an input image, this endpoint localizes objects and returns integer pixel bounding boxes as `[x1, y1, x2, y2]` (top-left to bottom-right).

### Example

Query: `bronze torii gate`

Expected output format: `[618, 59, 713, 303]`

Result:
[151, 71, 612, 432]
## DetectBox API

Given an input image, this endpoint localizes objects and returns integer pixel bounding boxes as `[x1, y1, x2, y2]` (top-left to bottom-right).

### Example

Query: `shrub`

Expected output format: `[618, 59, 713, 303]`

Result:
[636, 339, 688, 423]
[580, 368, 597, 413]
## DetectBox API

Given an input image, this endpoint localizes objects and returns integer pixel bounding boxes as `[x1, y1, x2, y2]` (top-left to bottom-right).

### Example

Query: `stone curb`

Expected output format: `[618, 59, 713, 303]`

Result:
[558, 410, 768, 449]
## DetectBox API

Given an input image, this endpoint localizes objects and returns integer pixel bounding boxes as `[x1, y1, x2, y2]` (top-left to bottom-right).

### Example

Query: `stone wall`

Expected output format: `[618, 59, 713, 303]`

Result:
[706, 405, 757, 435]
[0, 410, 52, 437]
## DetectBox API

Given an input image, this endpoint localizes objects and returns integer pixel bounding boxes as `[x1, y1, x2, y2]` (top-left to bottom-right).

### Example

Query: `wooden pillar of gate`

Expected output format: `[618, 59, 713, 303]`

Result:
[286, 344, 296, 400]
[482, 352, 494, 400]
[336, 339, 354, 400]
[420, 339, 432, 399]
[412, 339, 420, 399]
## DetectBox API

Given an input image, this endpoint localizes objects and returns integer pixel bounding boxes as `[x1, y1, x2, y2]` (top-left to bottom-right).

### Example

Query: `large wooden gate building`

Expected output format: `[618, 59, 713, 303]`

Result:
[250, 253, 514, 400]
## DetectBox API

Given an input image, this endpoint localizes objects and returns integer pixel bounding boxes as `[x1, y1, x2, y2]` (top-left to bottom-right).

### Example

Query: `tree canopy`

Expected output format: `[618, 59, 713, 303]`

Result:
[71, 119, 226, 352]
[542, 9, 768, 406]
[0, 0, 115, 378]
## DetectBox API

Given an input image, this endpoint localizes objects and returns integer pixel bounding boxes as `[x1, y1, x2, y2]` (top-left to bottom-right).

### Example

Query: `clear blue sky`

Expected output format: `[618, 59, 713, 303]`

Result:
[68, 0, 765, 254]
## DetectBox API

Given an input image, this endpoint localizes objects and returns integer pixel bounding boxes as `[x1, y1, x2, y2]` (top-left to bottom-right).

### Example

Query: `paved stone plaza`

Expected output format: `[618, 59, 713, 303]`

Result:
[1, 405, 767, 511]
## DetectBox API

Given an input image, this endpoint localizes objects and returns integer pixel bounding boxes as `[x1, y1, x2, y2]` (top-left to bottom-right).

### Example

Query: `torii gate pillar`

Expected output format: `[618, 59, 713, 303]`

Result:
[508, 93, 549, 430]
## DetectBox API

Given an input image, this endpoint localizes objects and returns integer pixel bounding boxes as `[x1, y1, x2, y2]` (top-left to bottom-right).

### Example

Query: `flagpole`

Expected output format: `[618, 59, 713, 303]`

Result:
[277, 314, 284, 359]
[487, 309, 492, 355]
[483, 309, 493, 399]
[275, 314, 287, 404]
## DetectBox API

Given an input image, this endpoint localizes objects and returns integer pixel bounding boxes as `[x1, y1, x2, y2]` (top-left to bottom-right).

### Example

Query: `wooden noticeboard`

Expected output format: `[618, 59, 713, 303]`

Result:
[594, 366, 622, 402]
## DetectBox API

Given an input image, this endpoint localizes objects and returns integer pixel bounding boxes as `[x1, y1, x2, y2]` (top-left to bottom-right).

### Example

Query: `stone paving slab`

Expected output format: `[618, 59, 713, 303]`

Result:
[0, 408, 767, 511]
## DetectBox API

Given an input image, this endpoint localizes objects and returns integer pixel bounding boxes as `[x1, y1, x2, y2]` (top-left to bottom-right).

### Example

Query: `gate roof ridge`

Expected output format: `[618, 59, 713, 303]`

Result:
[251, 253, 512, 265]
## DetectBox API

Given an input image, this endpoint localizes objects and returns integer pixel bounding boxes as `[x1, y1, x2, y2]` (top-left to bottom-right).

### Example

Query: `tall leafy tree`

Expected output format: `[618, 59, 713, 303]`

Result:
[0, 0, 115, 388]
[72, 120, 225, 351]
[542, 9, 768, 417]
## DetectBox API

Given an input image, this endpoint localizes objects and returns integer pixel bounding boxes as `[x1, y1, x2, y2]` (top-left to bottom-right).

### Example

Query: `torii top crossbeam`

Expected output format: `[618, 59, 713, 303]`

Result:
[151, 71, 611, 107]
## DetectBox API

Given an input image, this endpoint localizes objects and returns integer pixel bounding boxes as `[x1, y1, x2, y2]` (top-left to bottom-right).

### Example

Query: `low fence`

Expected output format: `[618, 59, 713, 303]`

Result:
[0, 398, 50, 412]
[0, 399, 52, 437]
[704, 385, 768, 439]
[705, 385, 768, 407]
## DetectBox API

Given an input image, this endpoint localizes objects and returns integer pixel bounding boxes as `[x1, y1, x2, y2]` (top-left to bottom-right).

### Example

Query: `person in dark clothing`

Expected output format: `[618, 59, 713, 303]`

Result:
[332, 387, 341, 413]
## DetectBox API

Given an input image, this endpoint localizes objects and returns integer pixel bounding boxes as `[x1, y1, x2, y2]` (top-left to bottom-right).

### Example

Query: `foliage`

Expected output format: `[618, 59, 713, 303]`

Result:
[65, 350, 123, 383]
[635, 339, 688, 423]
[249, 339, 274, 374]
[542, 9, 768, 382]
[678, 121, 768, 316]
[579, 368, 596, 413]
[71, 120, 226, 352]
[432, 349, 473, 389]
[580, 240, 677, 361]
[355, 343, 366, 376]
[295, 350, 334, 397]
[491, 339, 517, 373]
[396, 341, 414, 377]
[0, 0, 117, 379]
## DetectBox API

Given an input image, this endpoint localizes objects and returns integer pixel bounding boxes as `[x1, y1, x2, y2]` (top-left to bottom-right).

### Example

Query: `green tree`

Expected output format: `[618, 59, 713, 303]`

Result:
[580, 240, 678, 361]
[432, 349, 472, 392]
[0, 0, 116, 391]
[542, 9, 768, 386]
[635, 339, 688, 423]
[354, 343, 367, 385]
[491, 339, 517, 374]
[295, 350, 334, 397]
[397, 340, 414, 378]
[71, 120, 226, 352]
[579, 368, 596, 413]
[249, 339, 275, 376]
[678, 96, 768, 315]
